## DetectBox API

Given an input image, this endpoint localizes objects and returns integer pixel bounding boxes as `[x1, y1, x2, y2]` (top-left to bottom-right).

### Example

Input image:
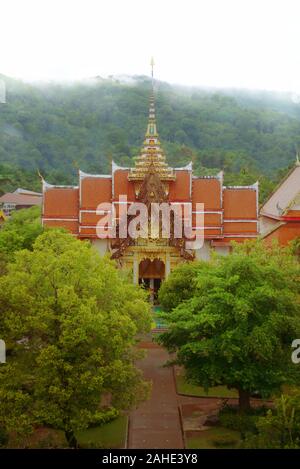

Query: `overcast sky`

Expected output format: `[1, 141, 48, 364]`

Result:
[1, 0, 300, 92]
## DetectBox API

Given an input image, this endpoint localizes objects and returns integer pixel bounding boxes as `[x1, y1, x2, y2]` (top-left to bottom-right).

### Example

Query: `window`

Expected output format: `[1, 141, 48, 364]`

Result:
[3, 203, 16, 216]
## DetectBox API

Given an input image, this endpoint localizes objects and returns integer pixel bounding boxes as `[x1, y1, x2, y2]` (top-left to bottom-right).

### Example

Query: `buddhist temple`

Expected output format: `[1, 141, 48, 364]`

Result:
[42, 63, 259, 291]
[260, 159, 300, 244]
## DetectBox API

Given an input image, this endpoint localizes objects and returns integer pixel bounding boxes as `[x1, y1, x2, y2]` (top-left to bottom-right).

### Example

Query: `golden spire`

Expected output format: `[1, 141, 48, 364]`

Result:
[128, 59, 175, 182]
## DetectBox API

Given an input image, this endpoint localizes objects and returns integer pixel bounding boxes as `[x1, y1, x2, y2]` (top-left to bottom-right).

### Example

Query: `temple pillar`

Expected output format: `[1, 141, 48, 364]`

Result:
[165, 253, 171, 279]
[149, 278, 155, 303]
[133, 254, 139, 284]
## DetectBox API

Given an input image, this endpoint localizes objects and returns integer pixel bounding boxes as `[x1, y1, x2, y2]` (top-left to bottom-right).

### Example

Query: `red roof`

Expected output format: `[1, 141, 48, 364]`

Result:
[169, 170, 191, 201]
[0, 193, 42, 206]
[43, 187, 79, 218]
[223, 188, 257, 219]
[80, 177, 112, 209]
[42, 171, 259, 242]
[192, 178, 222, 210]
[113, 169, 135, 200]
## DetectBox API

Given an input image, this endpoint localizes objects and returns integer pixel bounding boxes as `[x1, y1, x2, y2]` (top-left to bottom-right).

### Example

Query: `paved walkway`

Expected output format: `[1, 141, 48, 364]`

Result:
[128, 343, 184, 449]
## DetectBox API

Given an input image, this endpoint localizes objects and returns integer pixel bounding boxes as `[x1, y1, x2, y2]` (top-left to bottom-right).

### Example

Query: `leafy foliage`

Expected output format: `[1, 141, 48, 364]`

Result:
[242, 390, 300, 448]
[158, 261, 204, 312]
[0, 230, 151, 446]
[158, 241, 300, 411]
[291, 237, 300, 261]
[0, 163, 41, 195]
[0, 206, 43, 260]
[219, 404, 267, 435]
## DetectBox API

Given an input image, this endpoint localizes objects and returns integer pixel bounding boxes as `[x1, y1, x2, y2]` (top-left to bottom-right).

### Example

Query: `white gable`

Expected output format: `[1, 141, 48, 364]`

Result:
[261, 164, 300, 217]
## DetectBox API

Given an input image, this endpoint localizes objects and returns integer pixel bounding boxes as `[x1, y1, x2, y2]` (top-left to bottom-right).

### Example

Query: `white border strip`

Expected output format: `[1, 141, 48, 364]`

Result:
[224, 219, 257, 223]
[193, 210, 222, 214]
[193, 226, 222, 230]
[223, 234, 257, 238]
[43, 218, 78, 222]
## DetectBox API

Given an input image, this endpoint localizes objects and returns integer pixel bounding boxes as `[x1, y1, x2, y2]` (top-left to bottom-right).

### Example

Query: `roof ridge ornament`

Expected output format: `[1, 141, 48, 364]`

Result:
[175, 161, 193, 171]
[112, 160, 129, 173]
[79, 169, 111, 179]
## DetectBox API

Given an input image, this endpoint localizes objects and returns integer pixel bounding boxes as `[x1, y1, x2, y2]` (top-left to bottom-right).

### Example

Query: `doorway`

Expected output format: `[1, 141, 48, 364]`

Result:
[139, 258, 165, 303]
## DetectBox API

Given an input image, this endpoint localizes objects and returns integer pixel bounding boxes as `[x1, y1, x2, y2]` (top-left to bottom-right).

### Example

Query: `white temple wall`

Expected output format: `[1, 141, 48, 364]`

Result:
[195, 240, 230, 260]
[91, 239, 109, 256]
[195, 240, 211, 261]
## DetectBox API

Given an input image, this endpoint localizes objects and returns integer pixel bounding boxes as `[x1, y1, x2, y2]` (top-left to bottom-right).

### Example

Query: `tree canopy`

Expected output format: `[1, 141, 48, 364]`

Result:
[0, 205, 43, 261]
[158, 241, 300, 411]
[0, 230, 152, 446]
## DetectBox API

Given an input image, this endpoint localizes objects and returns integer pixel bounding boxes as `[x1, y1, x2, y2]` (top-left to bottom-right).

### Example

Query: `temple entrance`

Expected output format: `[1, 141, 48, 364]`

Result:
[138, 258, 165, 302]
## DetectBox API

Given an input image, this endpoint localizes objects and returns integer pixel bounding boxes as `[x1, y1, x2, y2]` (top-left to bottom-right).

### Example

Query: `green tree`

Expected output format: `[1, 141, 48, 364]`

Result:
[0, 230, 151, 447]
[0, 163, 41, 194]
[0, 206, 42, 259]
[0, 175, 11, 196]
[243, 390, 300, 448]
[158, 241, 300, 412]
[291, 237, 300, 261]
[158, 261, 205, 312]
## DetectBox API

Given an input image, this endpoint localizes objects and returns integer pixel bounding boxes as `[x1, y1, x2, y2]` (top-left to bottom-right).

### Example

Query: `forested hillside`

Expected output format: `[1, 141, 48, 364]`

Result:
[1, 74, 300, 201]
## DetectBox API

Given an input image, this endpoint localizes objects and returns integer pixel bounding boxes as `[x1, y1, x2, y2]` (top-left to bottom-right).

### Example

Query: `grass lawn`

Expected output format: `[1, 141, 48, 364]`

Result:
[186, 427, 241, 449]
[176, 373, 238, 398]
[76, 415, 128, 449]
[8, 416, 128, 448]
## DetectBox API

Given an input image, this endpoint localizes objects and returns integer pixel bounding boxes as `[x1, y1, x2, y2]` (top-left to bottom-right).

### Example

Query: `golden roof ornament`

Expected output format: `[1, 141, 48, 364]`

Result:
[128, 58, 175, 182]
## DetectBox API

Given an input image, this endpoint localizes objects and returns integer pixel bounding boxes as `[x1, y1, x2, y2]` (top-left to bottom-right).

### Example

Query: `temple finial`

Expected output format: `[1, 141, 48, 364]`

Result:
[150, 57, 155, 79]
[150, 57, 155, 94]
[128, 58, 175, 182]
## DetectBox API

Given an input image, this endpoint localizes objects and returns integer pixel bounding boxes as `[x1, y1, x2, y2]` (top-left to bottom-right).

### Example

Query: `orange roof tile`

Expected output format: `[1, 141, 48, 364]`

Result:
[192, 178, 222, 210]
[192, 212, 222, 226]
[169, 170, 191, 201]
[79, 227, 98, 236]
[284, 210, 300, 218]
[113, 170, 136, 200]
[223, 188, 257, 219]
[192, 227, 222, 237]
[43, 188, 79, 218]
[43, 219, 78, 234]
[223, 221, 257, 234]
[224, 237, 257, 243]
[80, 177, 112, 210]
[264, 222, 300, 245]
[80, 211, 112, 226]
